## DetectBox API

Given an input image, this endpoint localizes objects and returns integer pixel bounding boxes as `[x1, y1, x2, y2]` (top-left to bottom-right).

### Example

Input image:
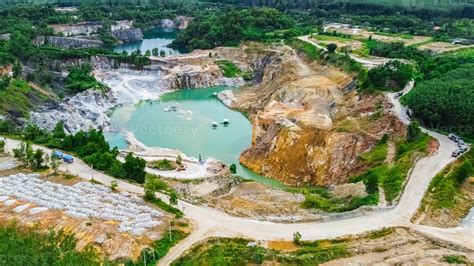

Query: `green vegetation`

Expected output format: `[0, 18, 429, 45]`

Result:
[13, 142, 49, 170]
[300, 185, 379, 213]
[443, 255, 468, 264]
[367, 227, 395, 239]
[229, 163, 237, 174]
[215, 60, 252, 80]
[127, 229, 188, 266]
[1, 122, 148, 185]
[403, 64, 474, 136]
[0, 79, 50, 118]
[421, 149, 473, 210]
[172, 7, 312, 51]
[285, 38, 366, 80]
[0, 223, 101, 265]
[358, 135, 389, 167]
[365, 60, 414, 91]
[144, 174, 183, 218]
[66, 63, 106, 93]
[171, 237, 350, 265]
[144, 193, 183, 218]
[149, 159, 176, 171]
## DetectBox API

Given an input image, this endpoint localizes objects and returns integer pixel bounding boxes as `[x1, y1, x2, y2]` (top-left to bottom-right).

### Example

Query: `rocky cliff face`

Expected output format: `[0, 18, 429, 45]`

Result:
[34, 36, 103, 49]
[161, 16, 192, 30]
[111, 28, 144, 43]
[49, 22, 102, 36]
[217, 44, 405, 186]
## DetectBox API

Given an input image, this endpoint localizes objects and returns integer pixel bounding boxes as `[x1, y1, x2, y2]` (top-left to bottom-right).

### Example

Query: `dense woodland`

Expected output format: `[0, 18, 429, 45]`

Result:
[403, 64, 474, 137]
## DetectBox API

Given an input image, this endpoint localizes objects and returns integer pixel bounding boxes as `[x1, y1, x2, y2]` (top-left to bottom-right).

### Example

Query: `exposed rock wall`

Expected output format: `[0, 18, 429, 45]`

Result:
[161, 16, 193, 30]
[34, 36, 103, 49]
[111, 28, 144, 43]
[218, 44, 405, 186]
[49, 22, 102, 36]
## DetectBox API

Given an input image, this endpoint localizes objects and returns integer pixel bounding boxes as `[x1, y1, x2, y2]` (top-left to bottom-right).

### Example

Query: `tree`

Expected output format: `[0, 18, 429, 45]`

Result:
[327, 43, 337, 53]
[169, 191, 178, 206]
[230, 163, 237, 174]
[0, 140, 5, 153]
[53, 121, 66, 139]
[50, 155, 60, 175]
[454, 162, 472, 183]
[0, 75, 10, 91]
[12, 60, 21, 78]
[160, 50, 166, 57]
[13, 142, 27, 165]
[407, 121, 422, 142]
[145, 50, 151, 57]
[176, 155, 182, 166]
[33, 149, 45, 169]
[122, 153, 146, 184]
[293, 231, 301, 245]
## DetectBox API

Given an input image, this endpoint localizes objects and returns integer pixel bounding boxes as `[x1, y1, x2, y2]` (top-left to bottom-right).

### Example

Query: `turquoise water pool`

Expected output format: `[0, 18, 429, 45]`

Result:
[112, 27, 181, 55]
[105, 86, 282, 187]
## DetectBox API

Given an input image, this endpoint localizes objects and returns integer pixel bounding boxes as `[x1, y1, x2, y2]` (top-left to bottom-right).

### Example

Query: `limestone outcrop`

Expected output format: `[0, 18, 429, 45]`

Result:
[33, 36, 103, 49]
[111, 28, 144, 43]
[49, 22, 102, 36]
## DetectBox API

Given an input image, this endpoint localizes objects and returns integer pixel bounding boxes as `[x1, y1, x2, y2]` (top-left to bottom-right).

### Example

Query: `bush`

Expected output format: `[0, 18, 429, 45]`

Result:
[65, 64, 105, 93]
[148, 159, 176, 171]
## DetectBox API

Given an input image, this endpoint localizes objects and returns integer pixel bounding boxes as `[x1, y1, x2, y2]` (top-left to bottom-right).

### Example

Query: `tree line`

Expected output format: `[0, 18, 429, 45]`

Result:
[2, 121, 148, 184]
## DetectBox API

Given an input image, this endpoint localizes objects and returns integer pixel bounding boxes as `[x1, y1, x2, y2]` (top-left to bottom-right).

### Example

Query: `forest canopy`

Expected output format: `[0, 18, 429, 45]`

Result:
[171, 7, 300, 50]
[403, 64, 474, 136]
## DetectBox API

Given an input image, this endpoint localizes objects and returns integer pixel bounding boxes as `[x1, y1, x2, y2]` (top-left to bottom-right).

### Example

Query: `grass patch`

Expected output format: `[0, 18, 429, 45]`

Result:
[297, 185, 379, 213]
[443, 255, 468, 264]
[421, 149, 474, 210]
[0, 79, 50, 118]
[313, 34, 352, 43]
[215, 60, 252, 80]
[358, 138, 388, 167]
[148, 159, 176, 171]
[144, 195, 183, 218]
[367, 227, 395, 239]
[171, 238, 350, 265]
[285, 38, 323, 62]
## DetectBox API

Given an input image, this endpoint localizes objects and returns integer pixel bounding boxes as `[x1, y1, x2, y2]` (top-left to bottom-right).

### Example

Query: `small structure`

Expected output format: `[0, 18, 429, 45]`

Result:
[222, 119, 230, 126]
[212, 121, 218, 128]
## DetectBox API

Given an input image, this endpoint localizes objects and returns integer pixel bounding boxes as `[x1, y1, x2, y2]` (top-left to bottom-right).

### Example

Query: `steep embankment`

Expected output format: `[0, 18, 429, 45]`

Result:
[219, 44, 405, 186]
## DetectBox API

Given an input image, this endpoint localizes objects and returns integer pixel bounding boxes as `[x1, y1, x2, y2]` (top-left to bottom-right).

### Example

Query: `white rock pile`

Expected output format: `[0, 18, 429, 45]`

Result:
[0, 173, 163, 235]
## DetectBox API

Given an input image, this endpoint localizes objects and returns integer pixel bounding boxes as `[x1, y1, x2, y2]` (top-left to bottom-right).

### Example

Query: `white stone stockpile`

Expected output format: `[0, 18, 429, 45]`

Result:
[0, 173, 163, 235]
